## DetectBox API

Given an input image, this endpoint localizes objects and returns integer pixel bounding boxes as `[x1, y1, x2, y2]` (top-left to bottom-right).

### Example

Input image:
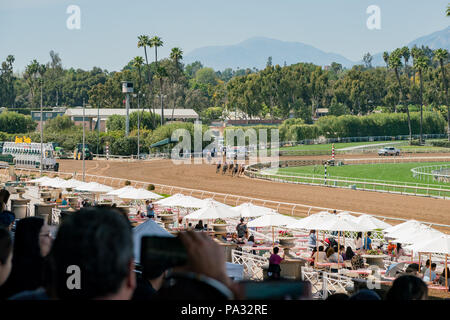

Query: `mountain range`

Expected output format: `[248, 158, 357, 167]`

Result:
[184, 26, 450, 71]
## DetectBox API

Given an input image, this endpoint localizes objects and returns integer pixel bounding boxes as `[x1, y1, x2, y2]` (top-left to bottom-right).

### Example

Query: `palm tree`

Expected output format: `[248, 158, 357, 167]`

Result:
[170, 47, 183, 121]
[413, 54, 429, 144]
[383, 52, 389, 68]
[401, 46, 410, 85]
[447, 4, 450, 16]
[133, 56, 145, 157]
[411, 46, 421, 85]
[155, 65, 168, 126]
[150, 36, 163, 67]
[389, 49, 412, 143]
[138, 35, 157, 127]
[434, 48, 449, 141]
[24, 60, 40, 106]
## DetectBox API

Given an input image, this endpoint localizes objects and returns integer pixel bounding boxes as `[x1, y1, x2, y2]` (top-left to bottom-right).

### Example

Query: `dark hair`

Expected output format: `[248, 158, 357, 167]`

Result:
[431, 263, 437, 269]
[0, 228, 12, 264]
[0, 211, 15, 228]
[408, 263, 420, 272]
[349, 289, 381, 301]
[319, 246, 324, 251]
[273, 247, 279, 254]
[357, 232, 362, 239]
[345, 247, 355, 260]
[0, 189, 10, 206]
[386, 275, 428, 300]
[442, 268, 450, 277]
[48, 207, 133, 299]
[397, 243, 402, 251]
[0, 217, 45, 298]
[425, 259, 430, 267]
[326, 247, 335, 258]
[367, 232, 372, 237]
[240, 218, 244, 223]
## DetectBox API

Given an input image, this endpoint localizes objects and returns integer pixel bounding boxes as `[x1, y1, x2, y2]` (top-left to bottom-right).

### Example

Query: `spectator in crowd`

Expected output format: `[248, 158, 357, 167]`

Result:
[405, 263, 420, 276]
[0, 228, 13, 287]
[0, 189, 10, 212]
[351, 254, 365, 270]
[46, 207, 135, 299]
[438, 268, 449, 290]
[236, 218, 248, 243]
[363, 232, 372, 250]
[268, 247, 284, 280]
[349, 289, 381, 300]
[394, 243, 405, 261]
[194, 220, 204, 231]
[247, 235, 257, 255]
[0, 211, 15, 233]
[355, 232, 363, 252]
[344, 247, 355, 261]
[132, 266, 167, 300]
[0, 217, 49, 299]
[187, 223, 193, 231]
[145, 200, 155, 219]
[326, 247, 343, 263]
[423, 263, 437, 283]
[61, 197, 68, 206]
[312, 246, 327, 263]
[308, 230, 316, 250]
[386, 275, 428, 300]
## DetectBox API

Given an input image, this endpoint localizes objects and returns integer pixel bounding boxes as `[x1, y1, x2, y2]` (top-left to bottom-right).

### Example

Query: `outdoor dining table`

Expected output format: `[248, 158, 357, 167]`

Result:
[361, 254, 389, 268]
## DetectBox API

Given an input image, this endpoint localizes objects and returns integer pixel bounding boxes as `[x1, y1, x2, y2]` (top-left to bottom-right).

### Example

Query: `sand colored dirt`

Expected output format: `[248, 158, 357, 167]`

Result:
[58, 152, 450, 226]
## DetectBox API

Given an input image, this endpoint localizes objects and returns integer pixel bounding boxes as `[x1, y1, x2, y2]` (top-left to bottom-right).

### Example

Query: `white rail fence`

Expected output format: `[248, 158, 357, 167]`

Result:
[231, 250, 267, 281]
[412, 164, 450, 184]
[301, 267, 355, 299]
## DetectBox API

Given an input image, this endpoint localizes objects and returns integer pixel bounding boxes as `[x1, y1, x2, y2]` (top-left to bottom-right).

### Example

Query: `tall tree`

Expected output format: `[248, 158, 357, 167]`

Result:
[434, 48, 449, 141]
[363, 52, 373, 69]
[413, 54, 429, 143]
[169, 47, 183, 120]
[383, 52, 389, 68]
[150, 36, 163, 67]
[155, 65, 168, 125]
[401, 46, 411, 85]
[137, 35, 156, 126]
[389, 49, 412, 142]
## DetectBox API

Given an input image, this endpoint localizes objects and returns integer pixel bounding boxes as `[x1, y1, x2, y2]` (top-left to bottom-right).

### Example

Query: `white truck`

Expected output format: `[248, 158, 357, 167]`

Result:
[1, 142, 59, 171]
[377, 146, 401, 156]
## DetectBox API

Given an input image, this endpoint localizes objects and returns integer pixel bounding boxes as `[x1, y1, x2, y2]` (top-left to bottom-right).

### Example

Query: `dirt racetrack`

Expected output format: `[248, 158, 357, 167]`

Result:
[58, 152, 450, 227]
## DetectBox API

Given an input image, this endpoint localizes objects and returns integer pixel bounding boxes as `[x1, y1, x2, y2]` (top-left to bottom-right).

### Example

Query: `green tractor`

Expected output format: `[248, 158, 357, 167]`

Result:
[73, 144, 94, 160]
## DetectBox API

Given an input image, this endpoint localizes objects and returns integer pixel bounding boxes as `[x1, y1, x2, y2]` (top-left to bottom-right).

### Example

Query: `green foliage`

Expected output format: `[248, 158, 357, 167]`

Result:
[201, 107, 223, 123]
[0, 111, 36, 133]
[110, 136, 138, 155]
[431, 140, 450, 148]
[223, 125, 279, 145]
[44, 115, 74, 131]
[195, 68, 218, 86]
[106, 112, 160, 131]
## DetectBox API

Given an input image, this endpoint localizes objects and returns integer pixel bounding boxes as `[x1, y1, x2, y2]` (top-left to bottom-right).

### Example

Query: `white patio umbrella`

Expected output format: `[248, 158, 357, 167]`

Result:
[386, 223, 431, 240]
[383, 220, 422, 235]
[248, 214, 299, 246]
[202, 198, 232, 209]
[156, 194, 206, 208]
[75, 182, 114, 193]
[286, 211, 335, 230]
[118, 188, 163, 200]
[409, 235, 450, 289]
[40, 177, 66, 188]
[58, 179, 85, 189]
[106, 186, 136, 196]
[396, 228, 443, 245]
[184, 202, 241, 220]
[336, 211, 358, 222]
[231, 202, 277, 218]
[354, 214, 392, 230]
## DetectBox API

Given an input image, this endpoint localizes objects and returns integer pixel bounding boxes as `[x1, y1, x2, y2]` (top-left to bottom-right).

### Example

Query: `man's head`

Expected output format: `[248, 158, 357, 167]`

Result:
[0, 228, 13, 286]
[425, 259, 430, 267]
[367, 232, 372, 237]
[431, 263, 437, 271]
[240, 218, 244, 223]
[145, 200, 149, 205]
[273, 247, 279, 254]
[48, 207, 135, 299]
[386, 275, 428, 300]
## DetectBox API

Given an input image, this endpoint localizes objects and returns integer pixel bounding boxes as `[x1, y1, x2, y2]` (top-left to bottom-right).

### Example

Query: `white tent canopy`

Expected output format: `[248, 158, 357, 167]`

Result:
[58, 178, 85, 189]
[247, 214, 298, 228]
[316, 215, 372, 232]
[336, 212, 357, 222]
[27, 176, 53, 184]
[407, 235, 450, 254]
[106, 186, 136, 196]
[231, 203, 277, 218]
[386, 223, 432, 240]
[184, 202, 241, 220]
[40, 177, 66, 188]
[156, 193, 207, 208]
[286, 211, 334, 230]
[395, 228, 444, 245]
[354, 214, 392, 230]
[118, 188, 163, 200]
[383, 220, 422, 235]
[75, 182, 114, 193]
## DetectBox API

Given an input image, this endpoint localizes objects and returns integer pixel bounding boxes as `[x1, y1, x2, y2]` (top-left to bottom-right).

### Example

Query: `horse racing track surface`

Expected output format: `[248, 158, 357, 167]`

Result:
[58, 153, 450, 227]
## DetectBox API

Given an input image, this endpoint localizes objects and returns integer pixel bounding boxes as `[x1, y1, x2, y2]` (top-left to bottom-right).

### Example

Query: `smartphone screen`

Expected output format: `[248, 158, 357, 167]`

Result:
[140, 236, 188, 273]
[242, 280, 312, 300]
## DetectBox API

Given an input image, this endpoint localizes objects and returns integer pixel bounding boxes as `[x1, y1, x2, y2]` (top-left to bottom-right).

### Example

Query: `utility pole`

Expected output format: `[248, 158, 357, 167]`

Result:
[137, 91, 141, 159]
[82, 98, 86, 182]
[40, 82, 43, 176]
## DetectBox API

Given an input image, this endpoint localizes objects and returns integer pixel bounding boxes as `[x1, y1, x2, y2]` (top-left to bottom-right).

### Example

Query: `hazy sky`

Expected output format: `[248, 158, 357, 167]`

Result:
[1, 0, 449, 72]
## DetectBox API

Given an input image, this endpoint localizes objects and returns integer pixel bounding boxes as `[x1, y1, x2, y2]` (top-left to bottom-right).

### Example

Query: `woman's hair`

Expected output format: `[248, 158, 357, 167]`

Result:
[386, 275, 428, 300]
[326, 247, 335, 258]
[357, 232, 362, 239]
[273, 247, 279, 254]
[0, 228, 12, 264]
[319, 246, 324, 252]
[309, 230, 315, 234]
[345, 247, 354, 259]
[397, 243, 402, 251]
[0, 189, 10, 205]
[248, 235, 255, 242]
[442, 268, 450, 277]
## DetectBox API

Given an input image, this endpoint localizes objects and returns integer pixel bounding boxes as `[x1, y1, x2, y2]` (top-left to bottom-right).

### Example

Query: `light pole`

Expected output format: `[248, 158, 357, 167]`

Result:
[122, 81, 134, 137]
[157, 94, 167, 126]
[137, 91, 141, 159]
[82, 98, 86, 182]
[40, 81, 43, 176]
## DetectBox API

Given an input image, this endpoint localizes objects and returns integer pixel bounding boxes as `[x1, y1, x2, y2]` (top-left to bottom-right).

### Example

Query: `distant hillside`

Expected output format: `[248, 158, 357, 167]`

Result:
[184, 37, 355, 70]
[368, 26, 450, 67]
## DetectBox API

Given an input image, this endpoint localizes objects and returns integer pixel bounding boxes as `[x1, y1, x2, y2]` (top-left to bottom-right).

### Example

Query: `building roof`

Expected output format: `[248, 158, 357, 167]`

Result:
[65, 108, 199, 119]
[316, 108, 329, 113]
